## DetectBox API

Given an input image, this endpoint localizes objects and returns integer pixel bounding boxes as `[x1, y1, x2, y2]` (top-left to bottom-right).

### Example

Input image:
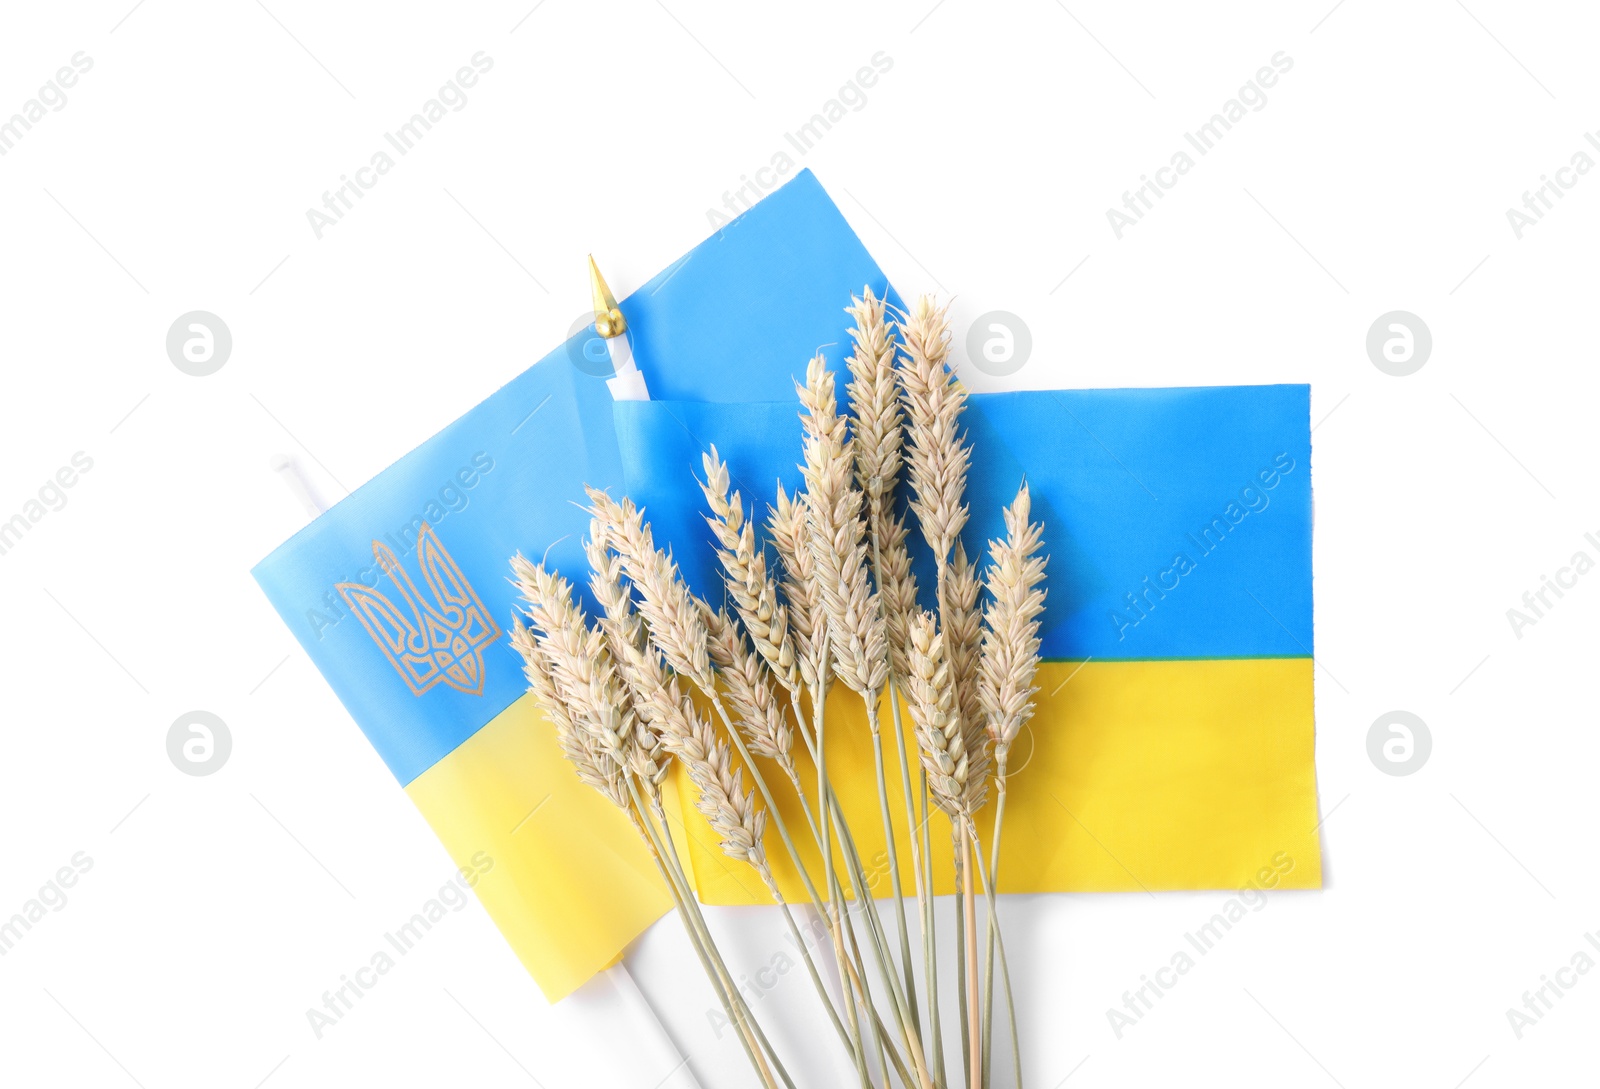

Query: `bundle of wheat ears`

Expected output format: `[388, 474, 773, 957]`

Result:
[509, 292, 1048, 1089]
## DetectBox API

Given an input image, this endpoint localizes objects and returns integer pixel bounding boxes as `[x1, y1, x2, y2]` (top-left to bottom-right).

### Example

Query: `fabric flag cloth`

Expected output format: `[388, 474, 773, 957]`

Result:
[252, 169, 1321, 1002]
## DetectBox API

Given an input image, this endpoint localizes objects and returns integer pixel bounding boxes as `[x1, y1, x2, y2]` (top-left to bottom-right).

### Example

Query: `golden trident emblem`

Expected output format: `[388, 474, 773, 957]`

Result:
[336, 522, 501, 697]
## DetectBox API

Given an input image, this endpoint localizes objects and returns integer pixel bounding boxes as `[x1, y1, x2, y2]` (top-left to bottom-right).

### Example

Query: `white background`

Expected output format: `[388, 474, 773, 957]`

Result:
[1, 1, 1596, 1086]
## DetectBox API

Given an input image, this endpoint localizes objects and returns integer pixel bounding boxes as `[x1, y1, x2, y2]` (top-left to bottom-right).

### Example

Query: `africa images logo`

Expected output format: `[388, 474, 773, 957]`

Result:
[336, 522, 500, 697]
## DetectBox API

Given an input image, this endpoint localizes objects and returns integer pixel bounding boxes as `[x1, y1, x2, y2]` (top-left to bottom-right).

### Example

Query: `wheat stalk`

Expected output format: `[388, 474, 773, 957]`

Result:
[588, 495, 889, 1081]
[585, 546, 846, 1086]
[977, 482, 1045, 1089]
[790, 358, 930, 1085]
[697, 460, 844, 864]
[510, 554, 787, 1086]
[900, 607, 981, 1088]
[893, 296, 1001, 1089]
[841, 289, 932, 1053]
[701, 447, 803, 694]
[845, 289, 950, 1080]
[763, 472, 887, 1087]
[700, 452, 862, 1031]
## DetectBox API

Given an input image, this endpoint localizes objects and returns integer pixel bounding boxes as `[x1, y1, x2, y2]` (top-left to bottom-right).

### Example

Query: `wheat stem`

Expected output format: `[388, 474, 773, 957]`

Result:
[752, 858, 869, 1080]
[865, 688, 921, 1045]
[982, 772, 1004, 1087]
[797, 347, 938, 1087]
[960, 826, 982, 1089]
[809, 659, 872, 1089]
[977, 483, 1046, 1089]
[647, 792, 799, 1089]
[784, 689, 877, 1012]
[866, 531, 920, 1035]
[788, 687, 907, 1086]
[710, 690, 820, 895]
[836, 886, 917, 1089]
[820, 729, 935, 1089]
[836, 813, 934, 1089]
[807, 677, 936, 1089]
[764, 865, 855, 1062]
[632, 792, 783, 1087]
[838, 875, 902, 1088]
[918, 765, 943, 1087]
[887, 677, 934, 1045]
[979, 767, 1017, 1087]
[625, 780, 779, 1089]
[954, 829, 970, 1087]
[843, 291, 923, 1041]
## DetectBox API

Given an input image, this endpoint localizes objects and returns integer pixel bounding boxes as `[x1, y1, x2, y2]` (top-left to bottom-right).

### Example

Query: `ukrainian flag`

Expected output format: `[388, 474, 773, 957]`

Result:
[612, 384, 1319, 905]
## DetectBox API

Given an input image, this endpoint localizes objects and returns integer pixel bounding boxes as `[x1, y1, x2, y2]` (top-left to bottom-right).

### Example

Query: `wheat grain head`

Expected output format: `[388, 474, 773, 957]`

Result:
[798, 353, 887, 697]
[509, 556, 635, 809]
[586, 487, 714, 692]
[844, 289, 920, 680]
[704, 604, 796, 777]
[768, 481, 830, 695]
[896, 296, 971, 565]
[700, 447, 802, 694]
[903, 610, 974, 818]
[979, 482, 1048, 766]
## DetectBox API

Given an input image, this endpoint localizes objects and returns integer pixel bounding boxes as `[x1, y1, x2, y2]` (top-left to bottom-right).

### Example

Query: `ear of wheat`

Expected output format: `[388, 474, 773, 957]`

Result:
[845, 290, 919, 678]
[945, 542, 989, 815]
[507, 291, 1044, 1089]
[897, 296, 971, 567]
[510, 557, 633, 808]
[701, 447, 802, 694]
[768, 480, 831, 697]
[799, 352, 888, 699]
[704, 604, 797, 784]
[903, 611, 970, 817]
[508, 614, 628, 807]
[979, 483, 1048, 773]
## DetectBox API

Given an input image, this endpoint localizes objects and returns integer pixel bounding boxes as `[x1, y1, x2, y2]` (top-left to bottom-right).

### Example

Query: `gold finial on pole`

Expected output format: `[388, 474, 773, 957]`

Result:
[588, 255, 627, 339]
